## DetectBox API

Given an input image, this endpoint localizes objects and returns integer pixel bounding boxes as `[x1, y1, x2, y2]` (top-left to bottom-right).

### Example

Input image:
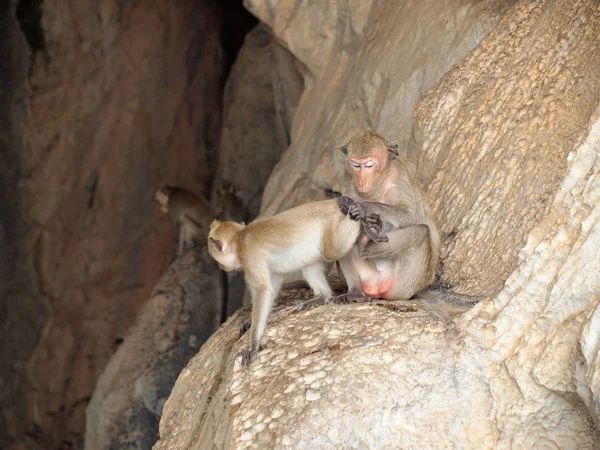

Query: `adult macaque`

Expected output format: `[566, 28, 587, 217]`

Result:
[155, 186, 214, 255]
[207, 196, 387, 365]
[337, 128, 440, 301]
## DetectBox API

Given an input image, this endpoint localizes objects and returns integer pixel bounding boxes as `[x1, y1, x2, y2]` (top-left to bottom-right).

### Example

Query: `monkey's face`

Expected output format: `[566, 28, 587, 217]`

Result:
[349, 147, 388, 193]
[154, 188, 170, 213]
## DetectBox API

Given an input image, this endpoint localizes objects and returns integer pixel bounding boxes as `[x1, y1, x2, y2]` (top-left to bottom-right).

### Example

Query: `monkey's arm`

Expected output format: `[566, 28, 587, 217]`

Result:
[350, 201, 417, 231]
[359, 224, 429, 259]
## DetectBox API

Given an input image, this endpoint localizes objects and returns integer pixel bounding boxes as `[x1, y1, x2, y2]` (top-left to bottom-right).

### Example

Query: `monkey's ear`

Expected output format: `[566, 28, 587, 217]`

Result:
[387, 143, 399, 159]
[338, 145, 348, 156]
[209, 237, 224, 252]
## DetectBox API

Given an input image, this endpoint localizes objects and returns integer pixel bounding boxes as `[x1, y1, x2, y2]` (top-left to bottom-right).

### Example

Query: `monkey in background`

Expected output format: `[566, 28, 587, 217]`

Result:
[336, 128, 441, 302]
[207, 196, 387, 366]
[155, 186, 214, 255]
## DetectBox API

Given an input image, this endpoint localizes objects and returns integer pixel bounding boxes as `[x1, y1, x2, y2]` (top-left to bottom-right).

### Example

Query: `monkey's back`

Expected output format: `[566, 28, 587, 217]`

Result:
[170, 189, 213, 229]
[240, 199, 352, 274]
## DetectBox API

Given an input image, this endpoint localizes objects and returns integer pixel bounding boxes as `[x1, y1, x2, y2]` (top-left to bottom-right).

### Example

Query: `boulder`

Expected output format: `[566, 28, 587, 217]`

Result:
[85, 249, 223, 450]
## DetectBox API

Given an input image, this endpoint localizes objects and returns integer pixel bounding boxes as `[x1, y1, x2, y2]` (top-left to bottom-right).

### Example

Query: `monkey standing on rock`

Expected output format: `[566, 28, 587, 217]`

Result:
[207, 196, 387, 365]
[155, 186, 214, 255]
[336, 128, 441, 302]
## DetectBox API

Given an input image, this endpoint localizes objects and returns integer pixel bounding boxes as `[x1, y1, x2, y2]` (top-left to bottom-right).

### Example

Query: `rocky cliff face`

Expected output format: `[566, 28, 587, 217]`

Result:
[153, 0, 600, 448]
[1, 0, 229, 448]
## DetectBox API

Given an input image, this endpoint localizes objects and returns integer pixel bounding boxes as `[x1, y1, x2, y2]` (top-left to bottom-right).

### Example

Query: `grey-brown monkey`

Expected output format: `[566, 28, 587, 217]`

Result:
[207, 196, 387, 365]
[337, 128, 440, 301]
[155, 186, 214, 255]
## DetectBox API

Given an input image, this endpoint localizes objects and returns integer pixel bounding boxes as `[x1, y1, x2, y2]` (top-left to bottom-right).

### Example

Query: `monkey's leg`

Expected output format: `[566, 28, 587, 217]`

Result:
[295, 263, 333, 311]
[323, 215, 361, 261]
[332, 250, 374, 304]
[240, 270, 281, 366]
[364, 225, 432, 300]
[359, 224, 429, 259]
[239, 275, 282, 337]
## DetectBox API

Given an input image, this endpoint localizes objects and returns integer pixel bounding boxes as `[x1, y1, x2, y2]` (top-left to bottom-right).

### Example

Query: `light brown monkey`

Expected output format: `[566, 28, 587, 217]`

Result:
[207, 196, 387, 365]
[336, 128, 440, 301]
[155, 186, 214, 255]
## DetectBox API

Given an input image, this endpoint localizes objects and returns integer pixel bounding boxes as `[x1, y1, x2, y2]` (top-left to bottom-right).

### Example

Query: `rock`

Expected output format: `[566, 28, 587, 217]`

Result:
[212, 23, 303, 223]
[413, 0, 600, 296]
[1, 0, 228, 447]
[154, 0, 600, 447]
[256, 0, 510, 216]
[85, 249, 223, 450]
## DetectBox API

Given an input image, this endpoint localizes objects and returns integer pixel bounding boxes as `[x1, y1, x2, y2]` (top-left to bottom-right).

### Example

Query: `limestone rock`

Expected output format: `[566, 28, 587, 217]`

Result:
[256, 0, 510, 216]
[85, 249, 223, 450]
[154, 0, 600, 448]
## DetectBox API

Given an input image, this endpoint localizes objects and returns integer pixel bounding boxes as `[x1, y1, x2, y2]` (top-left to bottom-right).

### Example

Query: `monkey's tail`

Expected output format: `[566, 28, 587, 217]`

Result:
[413, 282, 484, 316]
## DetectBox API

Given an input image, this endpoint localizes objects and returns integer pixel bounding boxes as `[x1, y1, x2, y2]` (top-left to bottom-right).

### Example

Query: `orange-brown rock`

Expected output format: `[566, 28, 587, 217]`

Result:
[1, 0, 227, 448]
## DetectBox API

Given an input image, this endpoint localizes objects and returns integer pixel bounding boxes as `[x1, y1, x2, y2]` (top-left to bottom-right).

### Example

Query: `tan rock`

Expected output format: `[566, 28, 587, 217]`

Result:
[154, 0, 600, 448]
[1, 0, 227, 448]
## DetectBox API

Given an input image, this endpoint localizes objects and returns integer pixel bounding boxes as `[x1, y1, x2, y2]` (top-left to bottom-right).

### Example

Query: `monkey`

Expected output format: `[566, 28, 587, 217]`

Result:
[155, 186, 214, 255]
[335, 128, 441, 302]
[207, 196, 387, 366]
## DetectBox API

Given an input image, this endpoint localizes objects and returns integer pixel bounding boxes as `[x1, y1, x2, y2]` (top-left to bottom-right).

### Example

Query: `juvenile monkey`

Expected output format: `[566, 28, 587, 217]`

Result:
[155, 186, 214, 255]
[207, 196, 387, 365]
[337, 128, 440, 301]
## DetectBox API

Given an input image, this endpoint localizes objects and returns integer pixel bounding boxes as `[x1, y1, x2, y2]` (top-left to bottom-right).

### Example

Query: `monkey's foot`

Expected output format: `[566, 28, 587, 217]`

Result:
[337, 196, 356, 215]
[295, 297, 326, 312]
[239, 320, 251, 337]
[331, 291, 374, 304]
[239, 348, 257, 366]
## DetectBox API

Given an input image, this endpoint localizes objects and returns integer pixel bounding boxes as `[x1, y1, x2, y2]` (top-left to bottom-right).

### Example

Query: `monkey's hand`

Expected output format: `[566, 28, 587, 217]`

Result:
[239, 348, 257, 366]
[363, 213, 389, 243]
[348, 202, 366, 221]
[337, 195, 356, 215]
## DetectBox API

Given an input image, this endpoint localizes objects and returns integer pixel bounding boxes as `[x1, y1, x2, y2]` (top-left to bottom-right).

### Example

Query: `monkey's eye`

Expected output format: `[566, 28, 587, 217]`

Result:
[364, 160, 374, 168]
[350, 161, 361, 168]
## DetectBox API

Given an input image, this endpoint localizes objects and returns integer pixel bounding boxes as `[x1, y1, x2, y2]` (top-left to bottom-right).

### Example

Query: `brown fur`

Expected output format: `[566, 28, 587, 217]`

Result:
[207, 197, 381, 365]
[338, 129, 440, 300]
[155, 186, 214, 254]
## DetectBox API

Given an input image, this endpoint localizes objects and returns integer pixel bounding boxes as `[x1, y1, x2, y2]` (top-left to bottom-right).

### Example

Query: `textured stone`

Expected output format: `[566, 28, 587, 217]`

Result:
[1, 0, 227, 448]
[154, 0, 600, 448]
[85, 249, 223, 450]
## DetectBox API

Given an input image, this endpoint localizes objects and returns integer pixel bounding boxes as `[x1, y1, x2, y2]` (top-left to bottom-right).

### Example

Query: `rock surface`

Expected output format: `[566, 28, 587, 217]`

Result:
[1, 0, 227, 448]
[255, 0, 511, 216]
[212, 23, 303, 223]
[85, 249, 223, 450]
[154, 0, 600, 448]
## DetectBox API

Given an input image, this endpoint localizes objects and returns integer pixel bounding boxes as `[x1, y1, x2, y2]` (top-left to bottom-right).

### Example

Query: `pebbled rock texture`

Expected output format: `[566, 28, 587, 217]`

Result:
[154, 0, 600, 448]
[85, 249, 223, 450]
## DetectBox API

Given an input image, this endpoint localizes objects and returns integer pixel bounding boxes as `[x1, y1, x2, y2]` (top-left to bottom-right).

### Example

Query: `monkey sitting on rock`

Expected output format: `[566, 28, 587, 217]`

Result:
[155, 186, 214, 255]
[207, 196, 387, 365]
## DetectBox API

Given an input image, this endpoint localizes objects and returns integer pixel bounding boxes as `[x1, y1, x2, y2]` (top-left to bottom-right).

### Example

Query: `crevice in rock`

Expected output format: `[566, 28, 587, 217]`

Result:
[15, 0, 48, 69]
